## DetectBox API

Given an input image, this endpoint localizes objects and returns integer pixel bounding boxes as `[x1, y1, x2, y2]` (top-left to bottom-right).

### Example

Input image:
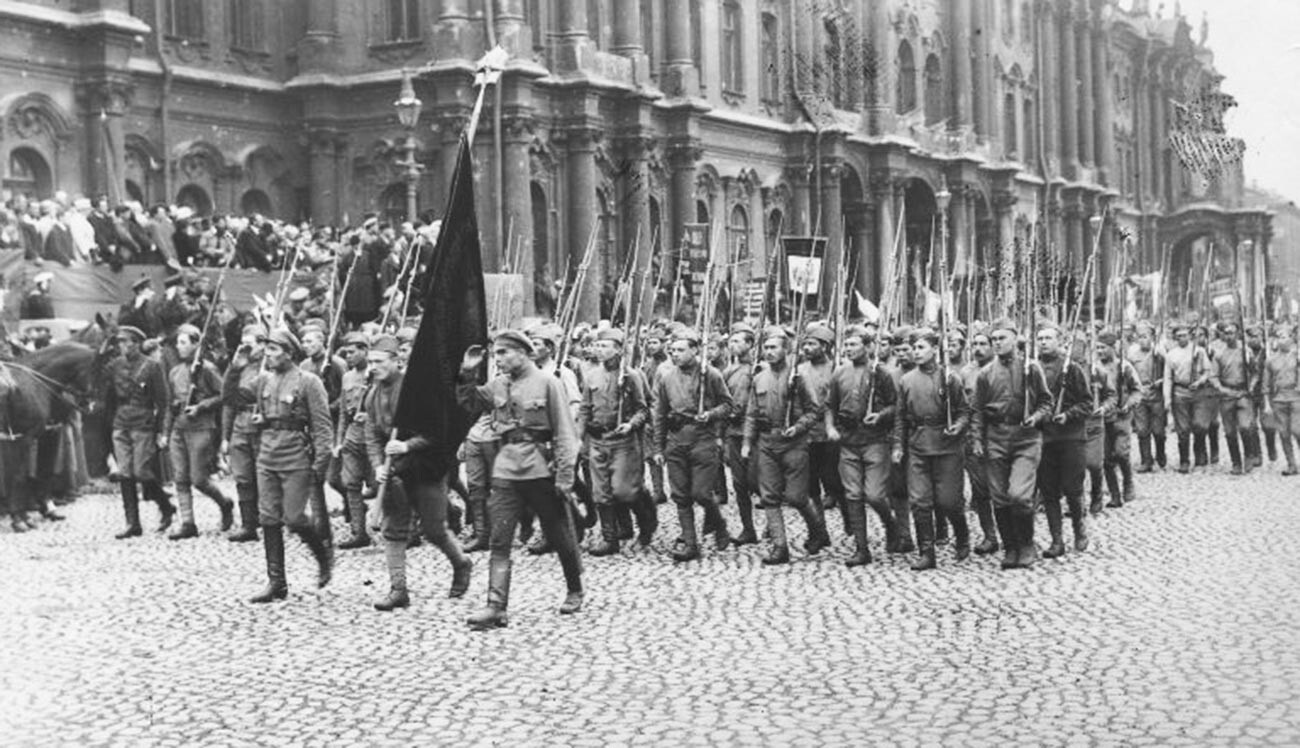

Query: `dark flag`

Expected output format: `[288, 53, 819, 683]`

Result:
[393, 136, 488, 479]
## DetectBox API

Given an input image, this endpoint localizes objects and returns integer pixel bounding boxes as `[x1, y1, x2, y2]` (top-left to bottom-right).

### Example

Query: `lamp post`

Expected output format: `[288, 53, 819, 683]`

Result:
[394, 69, 424, 223]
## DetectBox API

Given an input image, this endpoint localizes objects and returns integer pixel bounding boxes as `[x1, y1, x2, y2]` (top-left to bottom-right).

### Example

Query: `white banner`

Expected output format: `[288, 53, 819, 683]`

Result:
[787, 256, 822, 296]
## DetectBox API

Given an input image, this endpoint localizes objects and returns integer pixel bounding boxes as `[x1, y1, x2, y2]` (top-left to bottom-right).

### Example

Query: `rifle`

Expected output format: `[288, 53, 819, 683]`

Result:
[752, 212, 784, 367]
[325, 248, 357, 357]
[185, 250, 236, 408]
[937, 192, 952, 430]
[1054, 226, 1102, 415]
[784, 231, 820, 428]
[616, 226, 643, 424]
[251, 239, 307, 419]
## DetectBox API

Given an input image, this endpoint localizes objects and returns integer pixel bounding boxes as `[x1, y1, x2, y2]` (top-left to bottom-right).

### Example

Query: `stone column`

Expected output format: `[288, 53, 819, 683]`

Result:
[1150, 65, 1166, 205]
[993, 190, 1016, 262]
[1094, 28, 1114, 187]
[76, 79, 131, 203]
[503, 114, 535, 313]
[952, 0, 974, 128]
[868, 0, 893, 135]
[566, 126, 602, 321]
[663, 0, 698, 97]
[433, 0, 474, 64]
[618, 135, 654, 322]
[790, 166, 812, 236]
[871, 173, 897, 306]
[1059, 5, 1079, 177]
[494, 0, 529, 59]
[951, 184, 972, 278]
[972, 0, 991, 138]
[820, 162, 844, 310]
[1064, 191, 1084, 277]
[1039, 1, 1058, 170]
[1077, 12, 1095, 168]
[667, 137, 700, 269]
[307, 129, 338, 223]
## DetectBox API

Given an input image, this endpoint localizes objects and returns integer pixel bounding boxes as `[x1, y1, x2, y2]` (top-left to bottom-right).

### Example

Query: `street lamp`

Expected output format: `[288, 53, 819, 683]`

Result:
[394, 69, 423, 223]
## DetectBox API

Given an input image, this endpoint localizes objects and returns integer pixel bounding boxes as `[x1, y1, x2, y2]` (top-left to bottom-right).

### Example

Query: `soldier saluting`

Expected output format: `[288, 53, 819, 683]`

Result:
[456, 331, 584, 630]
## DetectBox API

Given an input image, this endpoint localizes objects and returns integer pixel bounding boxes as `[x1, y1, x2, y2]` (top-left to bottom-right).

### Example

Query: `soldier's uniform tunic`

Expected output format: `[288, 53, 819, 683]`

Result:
[1127, 342, 1167, 470]
[894, 361, 970, 556]
[579, 358, 651, 548]
[1263, 344, 1300, 471]
[107, 350, 167, 482]
[826, 356, 899, 539]
[1101, 355, 1142, 506]
[165, 356, 230, 528]
[722, 357, 759, 540]
[254, 366, 333, 529]
[1210, 340, 1258, 471]
[1038, 351, 1093, 553]
[221, 355, 264, 538]
[1163, 341, 1213, 469]
[653, 359, 733, 550]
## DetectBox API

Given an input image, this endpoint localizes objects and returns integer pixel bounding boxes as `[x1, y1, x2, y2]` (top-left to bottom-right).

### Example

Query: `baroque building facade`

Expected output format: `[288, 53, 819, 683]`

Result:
[0, 0, 1275, 318]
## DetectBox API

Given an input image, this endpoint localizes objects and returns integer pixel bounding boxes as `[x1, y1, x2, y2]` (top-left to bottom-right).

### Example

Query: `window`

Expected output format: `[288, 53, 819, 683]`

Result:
[896, 41, 916, 114]
[722, 2, 743, 94]
[761, 12, 780, 103]
[165, 0, 204, 41]
[1004, 92, 1017, 157]
[230, 0, 263, 52]
[386, 0, 419, 43]
[825, 19, 844, 108]
[5, 148, 52, 199]
[923, 54, 943, 125]
[728, 205, 750, 264]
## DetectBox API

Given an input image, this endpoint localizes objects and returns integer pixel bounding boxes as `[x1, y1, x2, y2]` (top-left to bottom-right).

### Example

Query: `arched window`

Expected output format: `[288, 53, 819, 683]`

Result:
[1004, 92, 1018, 157]
[386, 0, 420, 42]
[760, 12, 780, 104]
[824, 19, 845, 109]
[896, 41, 917, 114]
[240, 188, 272, 217]
[165, 0, 204, 40]
[175, 184, 213, 216]
[5, 147, 52, 199]
[230, 0, 264, 51]
[728, 205, 750, 264]
[722, 1, 743, 94]
[923, 54, 943, 125]
[531, 181, 553, 314]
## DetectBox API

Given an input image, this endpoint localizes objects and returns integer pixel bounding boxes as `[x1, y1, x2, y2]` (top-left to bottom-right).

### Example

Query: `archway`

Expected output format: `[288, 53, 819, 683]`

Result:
[1169, 232, 1232, 320]
[531, 181, 554, 316]
[240, 188, 272, 217]
[901, 178, 938, 319]
[4, 147, 52, 199]
[175, 184, 213, 216]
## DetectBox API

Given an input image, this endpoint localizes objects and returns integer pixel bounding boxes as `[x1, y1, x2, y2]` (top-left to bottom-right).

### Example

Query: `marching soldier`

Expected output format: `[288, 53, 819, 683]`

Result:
[247, 328, 334, 603]
[1037, 323, 1093, 559]
[579, 327, 654, 555]
[335, 332, 374, 549]
[1127, 322, 1167, 472]
[884, 326, 916, 553]
[825, 323, 899, 566]
[1202, 324, 1225, 466]
[969, 319, 1051, 570]
[799, 324, 847, 537]
[959, 325, 999, 553]
[1262, 325, 1299, 475]
[742, 327, 829, 566]
[1210, 321, 1259, 475]
[722, 323, 760, 545]
[653, 328, 734, 562]
[1082, 331, 1116, 516]
[457, 331, 585, 629]
[525, 322, 585, 555]
[461, 412, 499, 553]
[893, 328, 970, 570]
[1246, 324, 1273, 466]
[221, 323, 267, 542]
[162, 323, 233, 539]
[367, 335, 473, 611]
[1163, 323, 1213, 473]
[639, 324, 671, 505]
[1097, 330, 1141, 509]
[106, 325, 175, 538]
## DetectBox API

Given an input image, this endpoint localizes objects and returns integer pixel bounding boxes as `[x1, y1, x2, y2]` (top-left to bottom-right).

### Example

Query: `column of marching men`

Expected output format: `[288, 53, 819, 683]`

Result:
[88, 290, 1300, 631]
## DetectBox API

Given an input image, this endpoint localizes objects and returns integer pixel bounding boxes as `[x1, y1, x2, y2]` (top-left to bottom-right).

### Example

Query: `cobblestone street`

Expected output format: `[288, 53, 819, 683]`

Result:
[2, 460, 1299, 747]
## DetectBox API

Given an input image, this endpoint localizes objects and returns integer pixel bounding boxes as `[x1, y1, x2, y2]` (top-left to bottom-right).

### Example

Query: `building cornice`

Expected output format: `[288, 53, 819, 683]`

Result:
[0, 0, 150, 35]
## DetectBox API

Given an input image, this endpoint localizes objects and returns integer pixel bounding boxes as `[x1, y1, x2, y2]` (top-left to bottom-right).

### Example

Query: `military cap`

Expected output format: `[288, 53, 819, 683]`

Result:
[805, 324, 835, 346]
[1135, 320, 1156, 334]
[730, 321, 755, 336]
[672, 327, 701, 345]
[1097, 329, 1119, 347]
[969, 320, 991, 339]
[989, 318, 1018, 335]
[909, 326, 939, 346]
[396, 327, 418, 343]
[1168, 320, 1189, 333]
[527, 322, 564, 348]
[643, 325, 668, 342]
[495, 329, 535, 355]
[843, 324, 873, 343]
[265, 328, 301, 355]
[891, 325, 914, 346]
[288, 287, 310, 302]
[115, 325, 146, 342]
[175, 323, 202, 342]
[342, 331, 370, 348]
[370, 335, 400, 356]
[596, 327, 625, 345]
[131, 275, 152, 292]
[763, 325, 792, 342]
[299, 318, 327, 335]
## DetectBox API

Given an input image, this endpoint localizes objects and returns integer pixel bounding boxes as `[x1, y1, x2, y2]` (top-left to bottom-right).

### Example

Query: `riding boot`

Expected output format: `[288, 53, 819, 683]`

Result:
[292, 524, 335, 589]
[590, 506, 620, 557]
[337, 486, 371, 548]
[1193, 432, 1208, 467]
[703, 500, 730, 551]
[374, 540, 411, 611]
[1136, 435, 1153, 472]
[614, 504, 635, 541]
[632, 488, 658, 546]
[761, 507, 790, 565]
[732, 490, 758, 545]
[115, 480, 143, 539]
[873, 504, 900, 553]
[1120, 458, 1136, 503]
[1067, 493, 1089, 552]
[1014, 511, 1039, 569]
[844, 502, 871, 567]
[143, 481, 175, 532]
[1086, 468, 1103, 516]
[1265, 428, 1278, 462]
[1281, 437, 1298, 474]
[933, 510, 950, 546]
[1226, 433, 1244, 474]
[1105, 463, 1125, 508]
[973, 498, 999, 555]
[910, 510, 936, 571]
[174, 482, 196, 528]
[890, 494, 915, 552]
[1155, 435, 1168, 468]
[796, 502, 830, 555]
[467, 557, 511, 630]
[447, 500, 464, 537]
[671, 505, 700, 562]
[197, 481, 235, 531]
[1208, 422, 1220, 464]
[249, 526, 288, 603]
[949, 509, 970, 561]
[1177, 434, 1191, 472]
[995, 508, 1019, 570]
[463, 495, 490, 552]
[1042, 500, 1066, 559]
[228, 484, 259, 542]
